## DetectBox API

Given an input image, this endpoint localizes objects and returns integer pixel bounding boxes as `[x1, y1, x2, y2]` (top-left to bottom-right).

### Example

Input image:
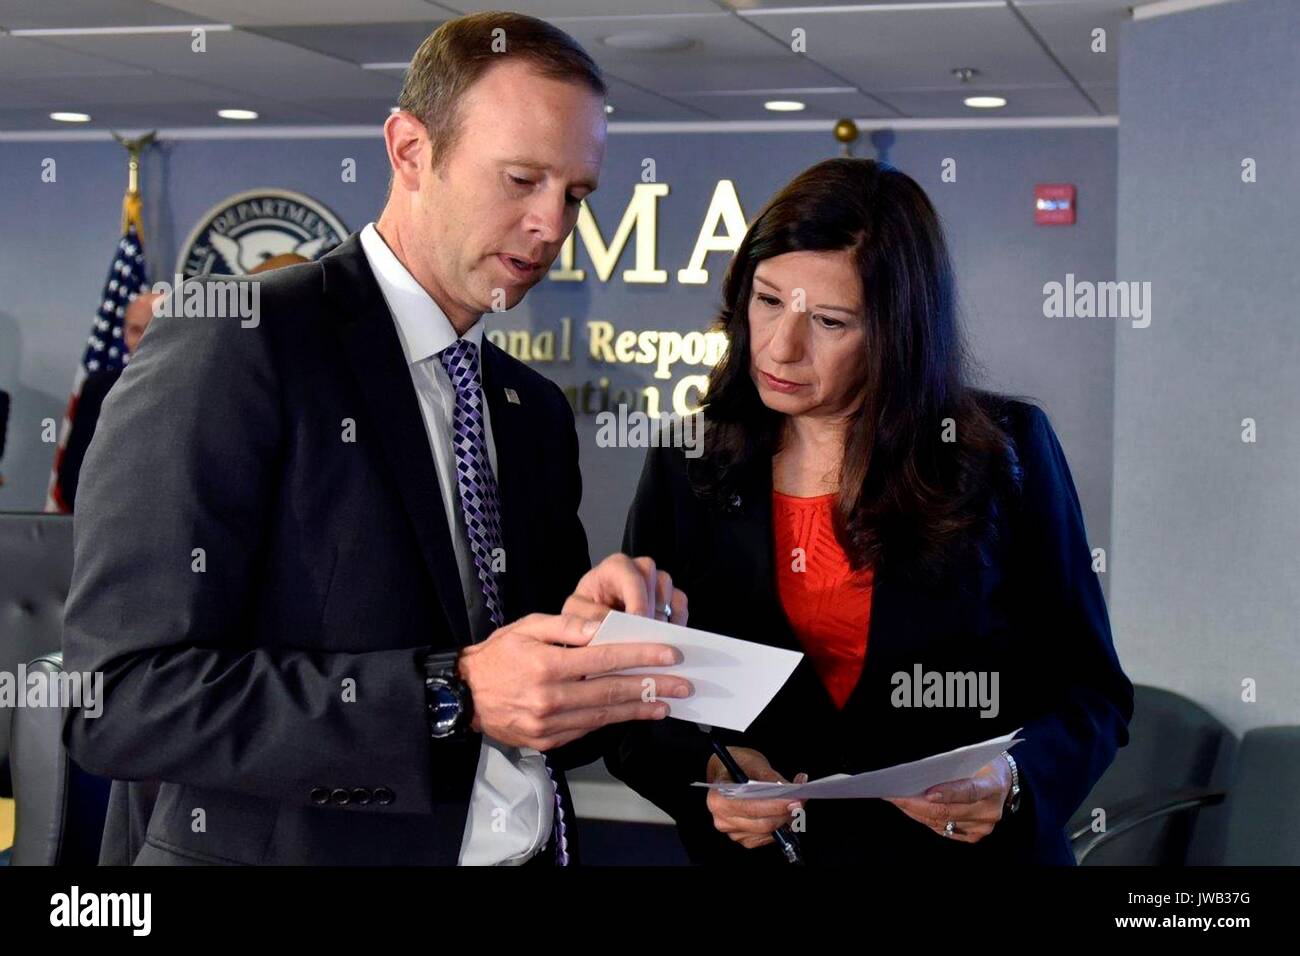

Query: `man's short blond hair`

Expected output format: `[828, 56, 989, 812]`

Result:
[397, 12, 606, 172]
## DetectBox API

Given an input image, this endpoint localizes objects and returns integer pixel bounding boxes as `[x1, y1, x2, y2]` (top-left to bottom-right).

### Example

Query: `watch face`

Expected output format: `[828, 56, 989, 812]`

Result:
[427, 680, 463, 737]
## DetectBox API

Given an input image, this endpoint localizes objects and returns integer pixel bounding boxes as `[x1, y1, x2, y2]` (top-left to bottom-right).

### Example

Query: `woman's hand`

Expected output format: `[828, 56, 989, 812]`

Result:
[884, 755, 1012, 843]
[705, 747, 808, 849]
[561, 553, 688, 626]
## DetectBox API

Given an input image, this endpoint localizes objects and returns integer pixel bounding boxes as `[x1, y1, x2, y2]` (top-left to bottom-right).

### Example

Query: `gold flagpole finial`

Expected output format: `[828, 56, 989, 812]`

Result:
[111, 130, 157, 237]
[833, 119, 859, 157]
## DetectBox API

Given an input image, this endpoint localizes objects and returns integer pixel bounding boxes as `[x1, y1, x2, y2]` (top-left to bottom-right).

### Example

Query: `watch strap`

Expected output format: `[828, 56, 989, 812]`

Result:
[424, 650, 472, 739]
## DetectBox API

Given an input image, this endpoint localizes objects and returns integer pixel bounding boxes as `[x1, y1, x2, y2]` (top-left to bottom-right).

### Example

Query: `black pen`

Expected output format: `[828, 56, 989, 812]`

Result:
[706, 732, 805, 865]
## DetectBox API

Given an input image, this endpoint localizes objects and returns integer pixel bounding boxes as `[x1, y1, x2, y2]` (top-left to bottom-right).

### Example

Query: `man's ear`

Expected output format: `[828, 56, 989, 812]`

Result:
[384, 111, 427, 193]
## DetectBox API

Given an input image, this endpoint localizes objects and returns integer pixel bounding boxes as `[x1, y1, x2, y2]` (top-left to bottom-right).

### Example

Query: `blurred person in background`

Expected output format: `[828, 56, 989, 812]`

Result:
[56, 290, 158, 511]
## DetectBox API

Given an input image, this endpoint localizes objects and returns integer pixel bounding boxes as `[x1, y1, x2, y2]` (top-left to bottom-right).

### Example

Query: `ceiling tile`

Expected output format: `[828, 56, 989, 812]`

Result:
[1013, 0, 1124, 86]
[0, 35, 150, 82]
[554, 13, 845, 94]
[0, 0, 214, 30]
[723, 0, 1004, 7]
[1086, 83, 1118, 113]
[147, 0, 458, 26]
[457, 1, 724, 16]
[739, 4, 1074, 90]
[29, 28, 403, 99]
[251, 20, 444, 65]
[602, 77, 717, 120]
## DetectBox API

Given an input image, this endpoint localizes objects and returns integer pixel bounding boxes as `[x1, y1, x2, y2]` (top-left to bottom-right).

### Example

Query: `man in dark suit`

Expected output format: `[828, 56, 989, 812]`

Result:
[62, 12, 690, 866]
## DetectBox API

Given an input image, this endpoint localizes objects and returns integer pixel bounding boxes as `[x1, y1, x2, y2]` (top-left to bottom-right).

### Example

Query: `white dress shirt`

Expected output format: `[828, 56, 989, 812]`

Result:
[359, 223, 553, 866]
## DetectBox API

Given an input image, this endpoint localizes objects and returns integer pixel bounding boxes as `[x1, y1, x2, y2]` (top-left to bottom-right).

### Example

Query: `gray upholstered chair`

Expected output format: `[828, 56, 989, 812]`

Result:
[9, 651, 112, 865]
[1070, 685, 1236, 865]
[0, 512, 75, 797]
[1218, 726, 1300, 865]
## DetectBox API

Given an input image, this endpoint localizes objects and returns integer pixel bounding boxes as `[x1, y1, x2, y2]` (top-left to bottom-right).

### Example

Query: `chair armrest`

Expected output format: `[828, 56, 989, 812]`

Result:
[1070, 787, 1226, 864]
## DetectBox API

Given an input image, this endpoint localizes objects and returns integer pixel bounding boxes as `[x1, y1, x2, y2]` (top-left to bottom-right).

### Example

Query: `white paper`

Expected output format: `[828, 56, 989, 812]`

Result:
[588, 610, 803, 732]
[694, 728, 1024, 800]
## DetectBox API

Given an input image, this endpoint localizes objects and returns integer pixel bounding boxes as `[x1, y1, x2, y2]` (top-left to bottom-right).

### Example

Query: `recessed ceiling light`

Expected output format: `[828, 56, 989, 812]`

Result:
[765, 100, 805, 112]
[601, 32, 694, 52]
[217, 109, 259, 120]
[50, 112, 91, 123]
[964, 96, 1006, 109]
[605, 104, 615, 114]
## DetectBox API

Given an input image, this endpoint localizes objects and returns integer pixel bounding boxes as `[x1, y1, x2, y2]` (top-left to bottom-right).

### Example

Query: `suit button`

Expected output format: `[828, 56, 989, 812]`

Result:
[310, 787, 330, 805]
[351, 787, 373, 805]
[330, 788, 351, 806]
[373, 787, 395, 806]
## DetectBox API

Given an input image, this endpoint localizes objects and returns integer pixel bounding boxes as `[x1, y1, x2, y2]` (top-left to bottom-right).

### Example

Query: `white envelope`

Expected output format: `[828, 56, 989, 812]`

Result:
[695, 728, 1025, 800]
[588, 610, 803, 732]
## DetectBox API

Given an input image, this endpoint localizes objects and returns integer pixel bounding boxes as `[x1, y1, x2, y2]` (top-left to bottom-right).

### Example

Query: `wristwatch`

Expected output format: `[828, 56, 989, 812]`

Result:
[1002, 749, 1021, 814]
[424, 650, 473, 740]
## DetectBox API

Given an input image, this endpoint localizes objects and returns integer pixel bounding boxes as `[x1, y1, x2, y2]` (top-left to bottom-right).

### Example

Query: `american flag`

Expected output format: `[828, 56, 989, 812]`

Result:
[43, 224, 148, 512]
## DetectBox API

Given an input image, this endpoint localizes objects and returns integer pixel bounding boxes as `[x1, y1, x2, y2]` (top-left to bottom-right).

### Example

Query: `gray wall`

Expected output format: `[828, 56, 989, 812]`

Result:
[0, 126, 1118, 580]
[1111, 0, 1299, 735]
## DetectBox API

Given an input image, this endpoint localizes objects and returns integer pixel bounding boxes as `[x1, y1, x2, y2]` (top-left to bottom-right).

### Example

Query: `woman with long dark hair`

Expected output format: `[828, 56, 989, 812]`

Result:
[605, 158, 1133, 865]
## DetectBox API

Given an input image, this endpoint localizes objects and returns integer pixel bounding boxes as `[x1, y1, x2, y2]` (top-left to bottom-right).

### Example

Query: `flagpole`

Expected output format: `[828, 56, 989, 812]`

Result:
[110, 131, 156, 239]
[42, 131, 158, 513]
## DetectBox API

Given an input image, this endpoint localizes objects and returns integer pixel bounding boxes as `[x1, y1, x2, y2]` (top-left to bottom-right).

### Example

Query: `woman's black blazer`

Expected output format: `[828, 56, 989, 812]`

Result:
[604, 397, 1133, 865]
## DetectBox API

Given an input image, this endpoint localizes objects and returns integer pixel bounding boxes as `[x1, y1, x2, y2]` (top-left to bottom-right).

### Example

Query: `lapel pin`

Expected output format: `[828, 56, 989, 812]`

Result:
[504, 387, 520, 405]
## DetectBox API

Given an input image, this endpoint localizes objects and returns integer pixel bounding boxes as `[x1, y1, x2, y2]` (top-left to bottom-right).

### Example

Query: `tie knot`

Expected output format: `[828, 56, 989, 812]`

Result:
[438, 338, 480, 393]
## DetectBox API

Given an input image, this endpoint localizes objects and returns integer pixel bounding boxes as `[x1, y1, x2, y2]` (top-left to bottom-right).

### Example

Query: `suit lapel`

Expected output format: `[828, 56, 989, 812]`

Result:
[321, 234, 472, 647]
[839, 546, 952, 724]
[710, 458, 803, 654]
[480, 342, 532, 622]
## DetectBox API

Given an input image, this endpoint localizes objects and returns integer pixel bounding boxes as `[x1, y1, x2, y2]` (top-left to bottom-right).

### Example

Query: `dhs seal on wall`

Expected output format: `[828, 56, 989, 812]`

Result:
[177, 188, 348, 277]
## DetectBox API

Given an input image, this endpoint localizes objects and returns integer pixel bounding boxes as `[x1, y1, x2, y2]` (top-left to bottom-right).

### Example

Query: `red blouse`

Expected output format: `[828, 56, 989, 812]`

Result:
[772, 490, 873, 709]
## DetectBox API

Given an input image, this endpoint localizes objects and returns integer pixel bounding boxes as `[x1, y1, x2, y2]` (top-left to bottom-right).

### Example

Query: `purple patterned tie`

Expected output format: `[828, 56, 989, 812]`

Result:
[438, 338, 569, 867]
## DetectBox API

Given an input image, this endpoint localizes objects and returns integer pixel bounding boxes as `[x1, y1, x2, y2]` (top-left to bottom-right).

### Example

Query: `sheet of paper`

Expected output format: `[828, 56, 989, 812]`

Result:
[588, 610, 803, 732]
[694, 728, 1024, 800]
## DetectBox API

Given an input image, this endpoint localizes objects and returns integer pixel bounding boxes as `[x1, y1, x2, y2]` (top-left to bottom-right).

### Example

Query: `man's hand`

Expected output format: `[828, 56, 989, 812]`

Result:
[456, 612, 693, 751]
[705, 747, 808, 850]
[883, 756, 1012, 843]
[562, 553, 688, 627]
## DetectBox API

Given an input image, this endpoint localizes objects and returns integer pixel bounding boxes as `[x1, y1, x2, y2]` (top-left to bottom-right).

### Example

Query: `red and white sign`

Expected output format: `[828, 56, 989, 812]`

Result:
[1035, 183, 1076, 225]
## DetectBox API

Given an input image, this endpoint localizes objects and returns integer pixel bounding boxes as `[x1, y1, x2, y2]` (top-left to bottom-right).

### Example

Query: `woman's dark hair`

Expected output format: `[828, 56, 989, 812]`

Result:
[693, 157, 1020, 582]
